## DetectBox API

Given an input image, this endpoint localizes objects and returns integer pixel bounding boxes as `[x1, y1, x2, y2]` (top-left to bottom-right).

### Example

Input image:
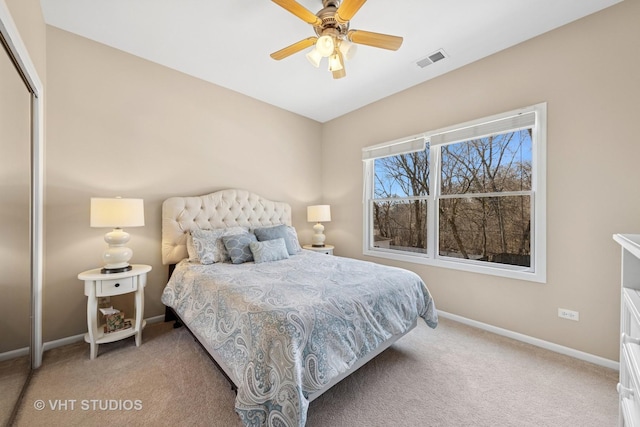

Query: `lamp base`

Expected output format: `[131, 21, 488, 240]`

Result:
[101, 228, 134, 274]
[101, 265, 132, 274]
[311, 222, 326, 247]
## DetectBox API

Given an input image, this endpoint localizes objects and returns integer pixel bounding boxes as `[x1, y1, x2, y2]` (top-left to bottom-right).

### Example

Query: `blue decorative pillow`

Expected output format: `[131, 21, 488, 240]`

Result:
[250, 238, 290, 264]
[222, 232, 257, 264]
[253, 225, 301, 255]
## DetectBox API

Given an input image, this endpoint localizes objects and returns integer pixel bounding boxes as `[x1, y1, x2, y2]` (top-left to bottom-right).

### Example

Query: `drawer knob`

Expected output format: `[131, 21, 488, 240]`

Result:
[618, 383, 634, 398]
[115, 283, 120, 288]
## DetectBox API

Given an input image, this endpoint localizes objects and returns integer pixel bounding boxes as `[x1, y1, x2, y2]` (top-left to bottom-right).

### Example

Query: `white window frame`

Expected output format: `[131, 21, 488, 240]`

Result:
[363, 103, 547, 283]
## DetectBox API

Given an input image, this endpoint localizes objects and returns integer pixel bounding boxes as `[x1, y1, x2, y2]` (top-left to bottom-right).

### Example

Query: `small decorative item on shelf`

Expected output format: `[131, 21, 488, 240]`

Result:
[100, 307, 132, 333]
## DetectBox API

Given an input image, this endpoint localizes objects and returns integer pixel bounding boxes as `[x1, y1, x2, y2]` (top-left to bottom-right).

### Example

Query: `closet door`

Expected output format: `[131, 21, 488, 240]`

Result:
[0, 33, 32, 424]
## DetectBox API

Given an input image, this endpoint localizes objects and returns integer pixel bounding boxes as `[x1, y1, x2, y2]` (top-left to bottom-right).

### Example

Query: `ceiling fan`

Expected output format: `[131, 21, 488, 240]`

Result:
[270, 0, 403, 79]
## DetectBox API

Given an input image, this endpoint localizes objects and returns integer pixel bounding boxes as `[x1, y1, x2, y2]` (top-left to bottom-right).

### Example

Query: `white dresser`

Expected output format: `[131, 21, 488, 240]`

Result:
[614, 234, 640, 426]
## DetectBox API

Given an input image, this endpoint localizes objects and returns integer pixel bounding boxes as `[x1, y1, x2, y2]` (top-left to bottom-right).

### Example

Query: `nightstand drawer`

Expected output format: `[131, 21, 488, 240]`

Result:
[303, 245, 334, 255]
[98, 276, 135, 296]
[314, 249, 333, 255]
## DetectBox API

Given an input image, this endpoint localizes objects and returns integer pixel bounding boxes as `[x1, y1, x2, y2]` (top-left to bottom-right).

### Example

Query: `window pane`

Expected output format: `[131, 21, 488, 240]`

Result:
[438, 195, 531, 267]
[363, 104, 545, 282]
[374, 149, 430, 198]
[373, 199, 427, 253]
[441, 130, 531, 195]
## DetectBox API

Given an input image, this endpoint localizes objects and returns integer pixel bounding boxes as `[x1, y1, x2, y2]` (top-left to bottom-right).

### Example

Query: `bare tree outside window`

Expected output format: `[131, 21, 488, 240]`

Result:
[364, 103, 545, 281]
[439, 130, 532, 267]
[372, 130, 532, 267]
[373, 149, 429, 253]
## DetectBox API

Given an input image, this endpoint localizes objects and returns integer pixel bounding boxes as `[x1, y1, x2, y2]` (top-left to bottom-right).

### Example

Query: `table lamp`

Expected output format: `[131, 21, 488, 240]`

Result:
[307, 205, 331, 247]
[90, 197, 144, 274]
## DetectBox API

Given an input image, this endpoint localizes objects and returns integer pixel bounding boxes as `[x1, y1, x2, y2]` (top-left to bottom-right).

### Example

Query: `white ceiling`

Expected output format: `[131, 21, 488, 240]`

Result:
[40, 0, 622, 123]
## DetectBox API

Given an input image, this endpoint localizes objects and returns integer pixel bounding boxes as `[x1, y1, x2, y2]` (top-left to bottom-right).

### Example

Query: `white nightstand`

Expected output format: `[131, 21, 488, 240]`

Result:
[303, 244, 334, 255]
[78, 264, 151, 359]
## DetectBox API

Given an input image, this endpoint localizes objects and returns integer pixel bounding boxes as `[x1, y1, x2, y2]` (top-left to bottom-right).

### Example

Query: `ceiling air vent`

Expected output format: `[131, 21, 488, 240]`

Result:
[416, 49, 447, 68]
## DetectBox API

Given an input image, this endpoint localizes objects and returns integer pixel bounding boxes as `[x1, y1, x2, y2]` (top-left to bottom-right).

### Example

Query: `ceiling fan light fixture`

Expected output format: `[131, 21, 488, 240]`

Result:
[270, 0, 404, 80]
[328, 51, 344, 72]
[316, 35, 335, 57]
[338, 39, 357, 60]
[306, 48, 323, 67]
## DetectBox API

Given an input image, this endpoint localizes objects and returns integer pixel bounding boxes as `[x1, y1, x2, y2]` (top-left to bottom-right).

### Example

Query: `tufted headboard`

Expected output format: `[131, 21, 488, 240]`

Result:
[162, 189, 292, 265]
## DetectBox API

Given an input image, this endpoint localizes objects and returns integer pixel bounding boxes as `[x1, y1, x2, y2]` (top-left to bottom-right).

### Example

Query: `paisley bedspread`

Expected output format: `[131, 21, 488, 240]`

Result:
[161, 250, 437, 427]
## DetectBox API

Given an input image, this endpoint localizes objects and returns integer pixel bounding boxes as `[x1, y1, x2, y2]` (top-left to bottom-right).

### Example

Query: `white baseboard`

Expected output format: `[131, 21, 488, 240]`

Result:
[42, 333, 84, 352]
[42, 314, 166, 352]
[0, 346, 29, 362]
[438, 310, 619, 371]
[1, 314, 167, 360]
[144, 314, 165, 325]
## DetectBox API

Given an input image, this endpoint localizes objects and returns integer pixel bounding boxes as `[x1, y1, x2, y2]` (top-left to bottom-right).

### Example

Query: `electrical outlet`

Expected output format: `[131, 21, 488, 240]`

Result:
[558, 308, 579, 321]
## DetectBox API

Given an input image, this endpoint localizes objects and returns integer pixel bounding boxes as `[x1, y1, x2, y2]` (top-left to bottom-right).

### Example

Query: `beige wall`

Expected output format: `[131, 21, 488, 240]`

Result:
[19, 0, 635, 363]
[44, 27, 322, 342]
[6, 0, 46, 75]
[322, 0, 639, 361]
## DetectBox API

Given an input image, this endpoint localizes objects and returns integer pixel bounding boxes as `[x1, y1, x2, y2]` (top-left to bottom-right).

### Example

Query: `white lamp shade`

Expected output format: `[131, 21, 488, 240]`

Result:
[91, 198, 145, 228]
[307, 205, 331, 223]
[316, 35, 335, 57]
[306, 48, 323, 68]
[338, 39, 357, 60]
[328, 53, 344, 72]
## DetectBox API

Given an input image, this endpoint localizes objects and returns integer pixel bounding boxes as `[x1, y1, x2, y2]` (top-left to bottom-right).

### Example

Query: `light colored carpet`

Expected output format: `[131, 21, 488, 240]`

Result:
[0, 355, 29, 426]
[11, 317, 618, 426]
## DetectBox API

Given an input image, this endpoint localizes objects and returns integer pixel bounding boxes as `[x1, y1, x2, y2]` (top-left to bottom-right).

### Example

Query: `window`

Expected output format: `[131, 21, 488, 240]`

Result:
[363, 103, 546, 282]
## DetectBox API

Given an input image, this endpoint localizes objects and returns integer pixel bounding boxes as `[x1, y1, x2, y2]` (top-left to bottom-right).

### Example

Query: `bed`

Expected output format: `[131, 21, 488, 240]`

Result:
[160, 189, 438, 427]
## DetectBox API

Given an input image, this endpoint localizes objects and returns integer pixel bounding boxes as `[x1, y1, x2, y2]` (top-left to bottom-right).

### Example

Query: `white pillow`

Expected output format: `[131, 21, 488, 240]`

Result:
[285, 226, 303, 253]
[186, 233, 199, 263]
[189, 226, 247, 264]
